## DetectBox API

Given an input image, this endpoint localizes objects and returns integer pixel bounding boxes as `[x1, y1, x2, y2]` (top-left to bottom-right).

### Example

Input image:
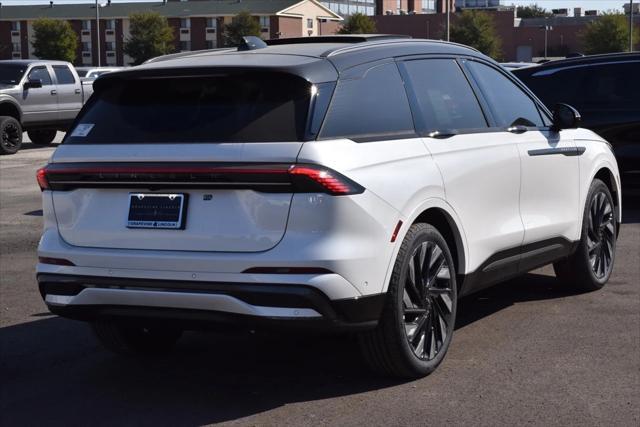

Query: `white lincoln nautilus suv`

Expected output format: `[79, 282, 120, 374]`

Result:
[36, 36, 621, 378]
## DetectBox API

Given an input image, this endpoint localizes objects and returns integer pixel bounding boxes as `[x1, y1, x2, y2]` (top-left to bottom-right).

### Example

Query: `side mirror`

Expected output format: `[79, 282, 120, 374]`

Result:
[23, 79, 43, 89]
[552, 103, 581, 132]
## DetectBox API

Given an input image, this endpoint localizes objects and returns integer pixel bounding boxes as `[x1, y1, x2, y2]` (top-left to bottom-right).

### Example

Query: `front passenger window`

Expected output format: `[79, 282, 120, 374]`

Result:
[27, 67, 52, 86]
[466, 61, 544, 128]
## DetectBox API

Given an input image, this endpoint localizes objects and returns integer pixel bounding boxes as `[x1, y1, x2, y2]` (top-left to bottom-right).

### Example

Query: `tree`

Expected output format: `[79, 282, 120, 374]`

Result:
[516, 4, 551, 19]
[31, 18, 77, 62]
[223, 11, 261, 47]
[337, 12, 377, 34]
[449, 10, 502, 59]
[123, 12, 175, 65]
[582, 13, 639, 54]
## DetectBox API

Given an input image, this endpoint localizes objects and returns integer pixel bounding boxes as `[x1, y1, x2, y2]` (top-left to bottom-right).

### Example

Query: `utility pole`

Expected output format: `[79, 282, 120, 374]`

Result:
[95, 0, 101, 66]
[446, 0, 450, 42]
[631, 0, 635, 52]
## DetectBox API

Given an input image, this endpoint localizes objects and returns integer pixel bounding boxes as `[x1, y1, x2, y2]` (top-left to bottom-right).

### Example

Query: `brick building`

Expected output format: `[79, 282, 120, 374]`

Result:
[0, 0, 342, 66]
[373, 10, 640, 61]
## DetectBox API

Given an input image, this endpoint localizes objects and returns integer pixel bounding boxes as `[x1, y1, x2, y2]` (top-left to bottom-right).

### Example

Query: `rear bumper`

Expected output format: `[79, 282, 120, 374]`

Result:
[37, 273, 385, 331]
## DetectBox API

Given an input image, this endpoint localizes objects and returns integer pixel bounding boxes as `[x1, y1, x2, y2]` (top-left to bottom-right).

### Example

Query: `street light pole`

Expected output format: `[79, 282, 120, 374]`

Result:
[631, 0, 635, 52]
[540, 23, 552, 59]
[446, 0, 450, 42]
[95, 0, 101, 66]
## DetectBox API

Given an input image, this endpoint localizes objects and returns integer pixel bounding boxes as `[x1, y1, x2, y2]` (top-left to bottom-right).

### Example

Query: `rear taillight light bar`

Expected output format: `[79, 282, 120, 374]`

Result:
[288, 165, 363, 195]
[36, 162, 364, 196]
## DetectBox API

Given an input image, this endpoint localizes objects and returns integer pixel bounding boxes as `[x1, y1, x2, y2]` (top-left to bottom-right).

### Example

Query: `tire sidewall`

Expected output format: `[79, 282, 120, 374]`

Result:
[578, 180, 616, 286]
[0, 117, 22, 154]
[28, 129, 56, 146]
[391, 224, 458, 375]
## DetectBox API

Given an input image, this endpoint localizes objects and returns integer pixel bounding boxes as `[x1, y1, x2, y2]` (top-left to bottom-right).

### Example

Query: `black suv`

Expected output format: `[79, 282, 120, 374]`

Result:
[514, 53, 639, 187]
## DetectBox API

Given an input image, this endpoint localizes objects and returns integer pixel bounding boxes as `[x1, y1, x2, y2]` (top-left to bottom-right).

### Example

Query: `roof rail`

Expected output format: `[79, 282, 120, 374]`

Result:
[143, 47, 234, 64]
[266, 34, 412, 46]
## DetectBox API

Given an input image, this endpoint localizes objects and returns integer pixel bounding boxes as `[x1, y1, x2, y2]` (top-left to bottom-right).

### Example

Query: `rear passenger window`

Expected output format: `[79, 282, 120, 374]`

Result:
[466, 61, 544, 128]
[580, 63, 640, 110]
[320, 62, 414, 140]
[53, 65, 76, 85]
[401, 59, 487, 133]
[27, 67, 52, 86]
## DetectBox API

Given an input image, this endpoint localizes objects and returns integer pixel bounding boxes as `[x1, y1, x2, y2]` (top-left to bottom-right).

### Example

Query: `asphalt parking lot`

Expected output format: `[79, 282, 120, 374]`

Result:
[1, 137, 638, 426]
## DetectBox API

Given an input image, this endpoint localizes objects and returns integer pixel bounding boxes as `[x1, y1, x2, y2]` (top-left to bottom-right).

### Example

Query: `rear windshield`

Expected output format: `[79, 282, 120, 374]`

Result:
[65, 72, 312, 144]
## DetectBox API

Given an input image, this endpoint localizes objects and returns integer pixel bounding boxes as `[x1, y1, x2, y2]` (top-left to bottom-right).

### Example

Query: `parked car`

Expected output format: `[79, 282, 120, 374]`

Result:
[36, 35, 621, 379]
[0, 60, 94, 154]
[514, 53, 639, 187]
[75, 66, 123, 80]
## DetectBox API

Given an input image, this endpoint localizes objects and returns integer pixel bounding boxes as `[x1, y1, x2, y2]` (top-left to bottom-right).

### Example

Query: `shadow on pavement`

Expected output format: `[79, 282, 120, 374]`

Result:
[1, 272, 585, 426]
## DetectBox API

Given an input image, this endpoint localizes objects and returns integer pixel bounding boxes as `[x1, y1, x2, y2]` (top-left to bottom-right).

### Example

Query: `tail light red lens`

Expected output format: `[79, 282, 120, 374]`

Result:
[288, 165, 364, 195]
[36, 167, 50, 191]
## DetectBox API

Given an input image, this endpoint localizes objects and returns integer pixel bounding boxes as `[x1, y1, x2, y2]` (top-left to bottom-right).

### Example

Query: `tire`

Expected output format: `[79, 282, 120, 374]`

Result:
[92, 321, 183, 355]
[358, 223, 458, 378]
[553, 179, 617, 292]
[0, 116, 22, 155]
[27, 129, 57, 146]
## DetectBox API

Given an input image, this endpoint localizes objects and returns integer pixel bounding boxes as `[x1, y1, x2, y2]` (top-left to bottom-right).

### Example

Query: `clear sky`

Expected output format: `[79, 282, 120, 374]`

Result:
[0, 0, 629, 13]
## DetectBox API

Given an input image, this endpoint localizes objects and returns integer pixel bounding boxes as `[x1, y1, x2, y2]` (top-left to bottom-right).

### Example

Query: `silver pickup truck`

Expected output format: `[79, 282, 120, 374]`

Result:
[0, 59, 93, 154]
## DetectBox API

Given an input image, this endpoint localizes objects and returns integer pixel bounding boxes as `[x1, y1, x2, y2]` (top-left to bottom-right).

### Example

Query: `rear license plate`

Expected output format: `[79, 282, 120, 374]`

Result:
[127, 193, 187, 229]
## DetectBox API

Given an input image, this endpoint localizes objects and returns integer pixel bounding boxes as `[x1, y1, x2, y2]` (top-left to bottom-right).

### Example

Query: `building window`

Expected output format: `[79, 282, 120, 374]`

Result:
[206, 40, 217, 49]
[180, 41, 191, 51]
[11, 21, 20, 31]
[180, 18, 190, 28]
[206, 17, 217, 28]
[12, 42, 20, 53]
[82, 20, 91, 30]
[259, 16, 270, 27]
[105, 19, 116, 30]
[81, 42, 91, 52]
[307, 18, 313, 29]
[105, 41, 116, 51]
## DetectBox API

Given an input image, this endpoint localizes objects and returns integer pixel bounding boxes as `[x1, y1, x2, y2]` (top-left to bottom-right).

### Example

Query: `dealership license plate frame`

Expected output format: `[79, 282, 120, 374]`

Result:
[127, 193, 188, 230]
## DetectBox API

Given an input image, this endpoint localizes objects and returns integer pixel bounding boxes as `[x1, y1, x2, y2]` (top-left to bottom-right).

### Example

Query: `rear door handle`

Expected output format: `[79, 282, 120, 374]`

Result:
[427, 130, 457, 139]
[507, 125, 528, 134]
[74, 89, 81, 94]
[50, 90, 57, 95]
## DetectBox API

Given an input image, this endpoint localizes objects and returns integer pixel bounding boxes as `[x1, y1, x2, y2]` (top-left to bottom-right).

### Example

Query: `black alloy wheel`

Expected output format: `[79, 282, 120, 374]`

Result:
[0, 116, 22, 155]
[403, 240, 455, 361]
[554, 179, 616, 292]
[587, 190, 615, 280]
[359, 223, 457, 378]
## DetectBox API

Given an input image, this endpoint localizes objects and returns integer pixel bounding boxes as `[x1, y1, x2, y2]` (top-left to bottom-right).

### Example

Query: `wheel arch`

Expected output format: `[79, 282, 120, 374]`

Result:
[412, 207, 466, 278]
[592, 167, 621, 223]
[381, 200, 469, 296]
[0, 100, 22, 123]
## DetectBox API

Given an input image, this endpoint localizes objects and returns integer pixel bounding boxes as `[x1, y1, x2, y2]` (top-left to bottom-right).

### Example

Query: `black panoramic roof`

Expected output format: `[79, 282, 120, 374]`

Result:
[97, 36, 486, 89]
